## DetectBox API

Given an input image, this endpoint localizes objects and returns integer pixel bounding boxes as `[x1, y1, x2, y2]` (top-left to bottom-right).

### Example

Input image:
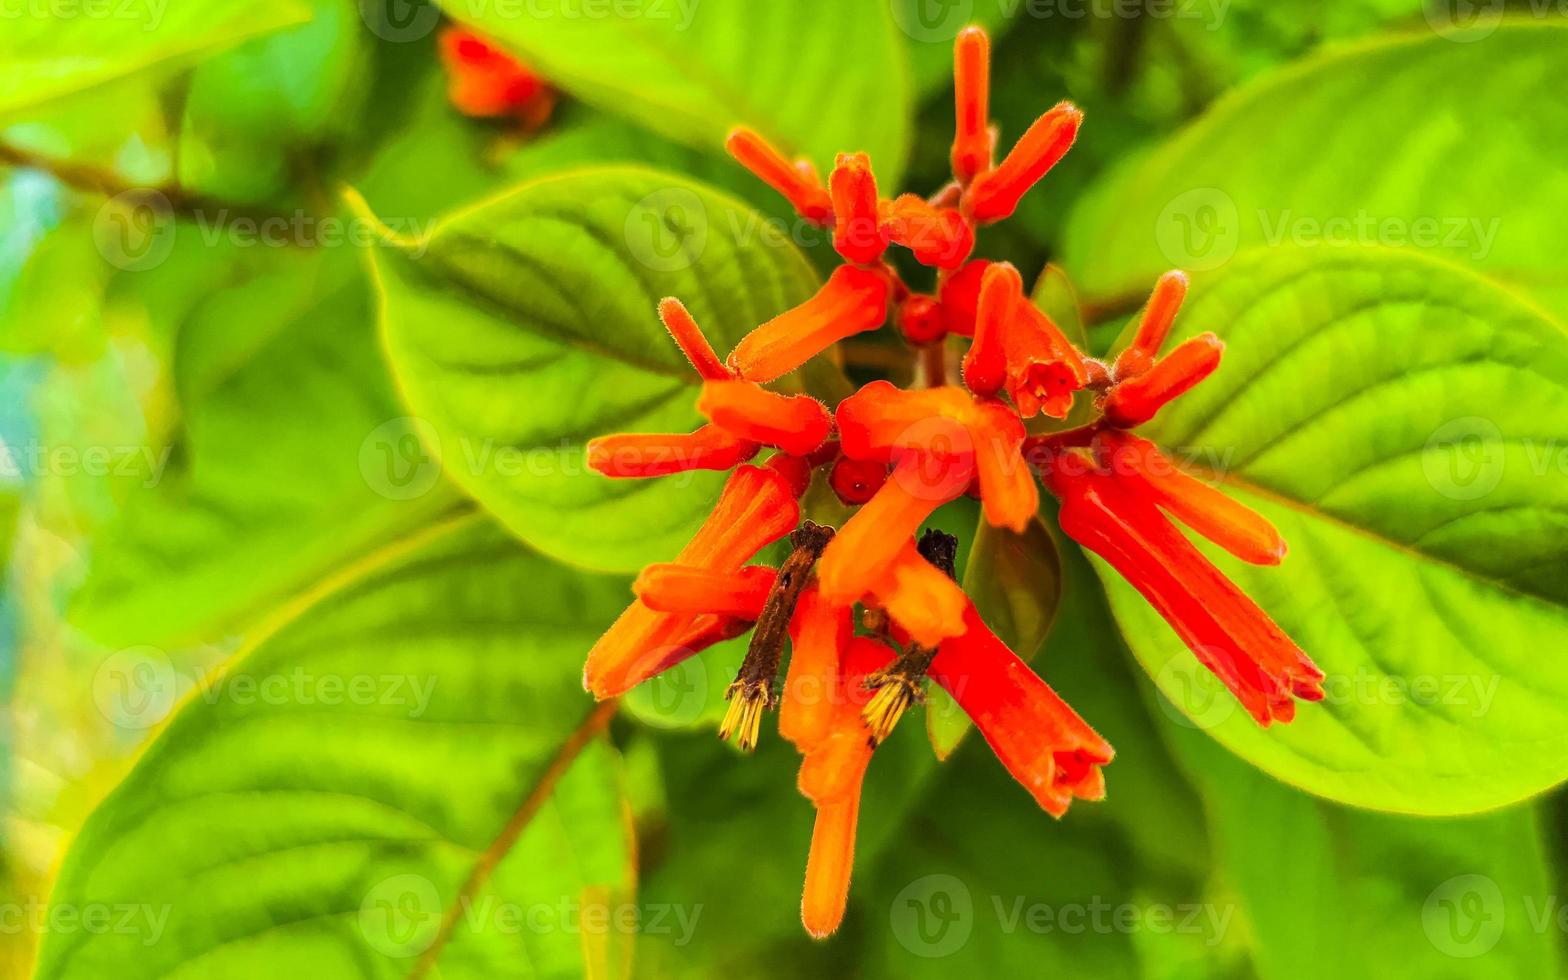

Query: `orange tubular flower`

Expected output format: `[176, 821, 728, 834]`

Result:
[1006, 303, 1089, 420]
[1101, 332, 1224, 428]
[728, 265, 891, 383]
[866, 540, 969, 647]
[961, 262, 1020, 396]
[930, 603, 1113, 815]
[1099, 431, 1285, 566]
[798, 636, 896, 939]
[1043, 455, 1324, 725]
[780, 586, 853, 749]
[817, 454, 971, 605]
[584, 463, 801, 697]
[725, 127, 834, 226]
[697, 380, 832, 457]
[634, 564, 778, 619]
[835, 379, 975, 463]
[830, 153, 888, 265]
[970, 400, 1037, 532]
[965, 102, 1083, 224]
[586, 424, 758, 478]
[1112, 271, 1189, 380]
[438, 27, 555, 128]
[881, 194, 974, 269]
[950, 25, 993, 183]
[659, 297, 733, 381]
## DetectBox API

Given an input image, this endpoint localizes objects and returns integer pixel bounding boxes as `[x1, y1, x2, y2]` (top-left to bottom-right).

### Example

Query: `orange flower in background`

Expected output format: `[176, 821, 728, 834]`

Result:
[580, 23, 1321, 939]
[438, 26, 556, 130]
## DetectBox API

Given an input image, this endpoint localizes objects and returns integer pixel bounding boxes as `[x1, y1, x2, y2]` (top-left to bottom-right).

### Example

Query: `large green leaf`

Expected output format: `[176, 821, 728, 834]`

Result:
[372, 167, 822, 573]
[1091, 244, 1568, 814]
[36, 515, 635, 979]
[69, 248, 459, 648]
[1162, 721, 1555, 979]
[437, 0, 912, 186]
[1062, 22, 1568, 321]
[0, 0, 311, 119]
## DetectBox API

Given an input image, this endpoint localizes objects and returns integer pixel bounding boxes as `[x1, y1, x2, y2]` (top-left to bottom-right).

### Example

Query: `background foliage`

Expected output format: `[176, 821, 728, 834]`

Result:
[2, 1, 1567, 977]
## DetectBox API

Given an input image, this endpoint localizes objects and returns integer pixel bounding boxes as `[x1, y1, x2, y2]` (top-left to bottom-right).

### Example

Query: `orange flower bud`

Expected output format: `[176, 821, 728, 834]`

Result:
[634, 563, 777, 619]
[965, 102, 1082, 224]
[728, 265, 890, 383]
[1102, 332, 1223, 428]
[725, 127, 833, 225]
[658, 297, 731, 381]
[829, 152, 888, 265]
[950, 25, 993, 183]
[880, 194, 974, 269]
[1113, 271, 1189, 379]
[697, 380, 832, 457]
[896, 294, 947, 346]
[586, 424, 758, 478]
[961, 262, 1021, 397]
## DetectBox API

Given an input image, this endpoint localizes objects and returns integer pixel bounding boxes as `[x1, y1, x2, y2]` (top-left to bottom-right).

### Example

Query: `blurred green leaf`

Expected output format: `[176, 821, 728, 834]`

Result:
[1163, 720, 1555, 979]
[438, 0, 912, 185]
[1092, 244, 1568, 814]
[0, 0, 311, 120]
[1062, 22, 1568, 320]
[70, 247, 459, 648]
[176, 0, 371, 203]
[372, 166, 822, 572]
[928, 515, 1061, 758]
[37, 515, 635, 979]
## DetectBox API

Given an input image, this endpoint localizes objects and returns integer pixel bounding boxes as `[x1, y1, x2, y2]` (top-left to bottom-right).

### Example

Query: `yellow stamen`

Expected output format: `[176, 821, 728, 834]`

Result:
[720, 681, 769, 752]
[861, 673, 922, 745]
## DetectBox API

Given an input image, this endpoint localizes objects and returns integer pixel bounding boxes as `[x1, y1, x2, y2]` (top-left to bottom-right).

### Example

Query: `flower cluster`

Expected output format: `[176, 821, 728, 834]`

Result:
[583, 25, 1322, 937]
[438, 26, 556, 130]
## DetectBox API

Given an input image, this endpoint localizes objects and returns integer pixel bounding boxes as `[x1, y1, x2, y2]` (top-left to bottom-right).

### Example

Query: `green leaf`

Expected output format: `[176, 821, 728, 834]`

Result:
[176, 0, 370, 203]
[0, 0, 312, 120]
[1090, 244, 1568, 814]
[437, 0, 912, 186]
[36, 515, 635, 980]
[927, 515, 1062, 758]
[372, 166, 822, 573]
[69, 248, 459, 648]
[1062, 23, 1568, 321]
[1162, 722, 1556, 979]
